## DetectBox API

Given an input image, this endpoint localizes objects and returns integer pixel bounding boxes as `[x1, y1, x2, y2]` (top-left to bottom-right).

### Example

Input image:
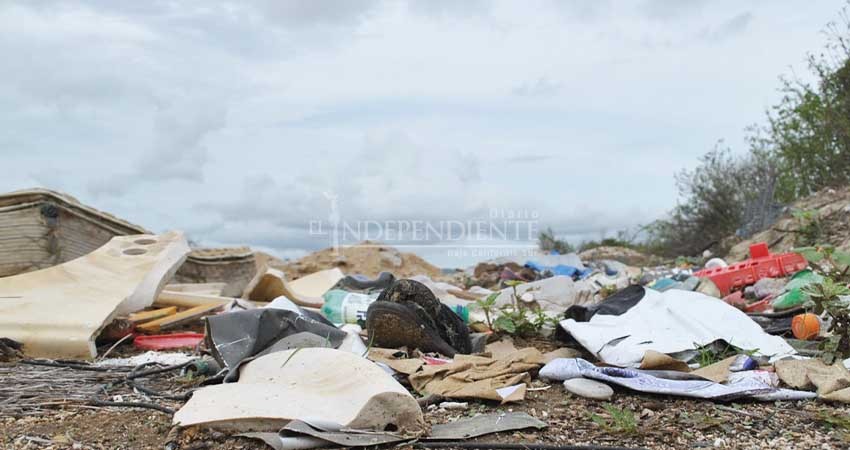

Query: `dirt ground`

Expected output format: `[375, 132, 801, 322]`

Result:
[3, 339, 850, 450]
[258, 241, 443, 279]
[3, 385, 849, 450]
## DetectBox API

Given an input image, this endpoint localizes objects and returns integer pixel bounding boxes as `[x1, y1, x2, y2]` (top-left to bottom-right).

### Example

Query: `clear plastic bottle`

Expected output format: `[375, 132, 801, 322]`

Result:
[321, 289, 379, 325]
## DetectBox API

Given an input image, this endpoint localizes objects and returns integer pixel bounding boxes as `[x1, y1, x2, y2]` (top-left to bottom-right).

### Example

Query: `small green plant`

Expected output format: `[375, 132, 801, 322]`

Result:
[493, 306, 537, 336]
[473, 292, 499, 330]
[474, 281, 557, 337]
[795, 245, 850, 283]
[804, 278, 850, 364]
[674, 255, 703, 268]
[792, 209, 823, 247]
[531, 307, 558, 330]
[598, 284, 619, 300]
[589, 404, 638, 435]
[817, 410, 850, 442]
[693, 342, 758, 367]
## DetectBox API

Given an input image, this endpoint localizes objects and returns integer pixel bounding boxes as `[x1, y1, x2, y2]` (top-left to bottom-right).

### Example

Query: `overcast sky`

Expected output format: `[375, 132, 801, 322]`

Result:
[0, 0, 843, 267]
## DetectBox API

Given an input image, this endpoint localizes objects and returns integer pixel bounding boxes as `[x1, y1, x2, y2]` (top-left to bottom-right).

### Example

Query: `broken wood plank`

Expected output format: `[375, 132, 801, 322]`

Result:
[155, 291, 233, 308]
[128, 306, 177, 324]
[137, 303, 223, 332]
[164, 282, 227, 296]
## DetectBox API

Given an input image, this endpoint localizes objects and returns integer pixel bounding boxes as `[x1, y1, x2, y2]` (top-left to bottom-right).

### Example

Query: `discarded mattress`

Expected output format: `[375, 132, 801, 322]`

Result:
[173, 347, 426, 435]
[0, 231, 189, 359]
[559, 287, 796, 367]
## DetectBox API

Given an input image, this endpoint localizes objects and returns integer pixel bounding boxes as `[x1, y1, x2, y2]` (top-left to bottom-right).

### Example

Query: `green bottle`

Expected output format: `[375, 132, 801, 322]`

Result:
[321, 290, 378, 325]
[772, 270, 823, 310]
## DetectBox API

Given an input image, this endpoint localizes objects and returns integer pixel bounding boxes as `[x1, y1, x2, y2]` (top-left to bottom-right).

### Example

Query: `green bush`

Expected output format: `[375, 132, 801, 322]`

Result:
[538, 227, 574, 254]
[647, 3, 850, 257]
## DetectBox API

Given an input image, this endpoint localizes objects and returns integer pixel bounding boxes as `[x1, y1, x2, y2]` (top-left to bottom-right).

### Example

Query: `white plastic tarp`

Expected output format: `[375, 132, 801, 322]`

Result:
[493, 275, 592, 317]
[559, 288, 796, 367]
[539, 358, 815, 401]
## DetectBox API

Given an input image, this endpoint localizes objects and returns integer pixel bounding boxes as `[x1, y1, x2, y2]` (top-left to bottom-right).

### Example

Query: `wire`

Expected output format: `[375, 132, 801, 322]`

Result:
[20, 359, 128, 372]
[22, 357, 195, 414]
[89, 398, 175, 415]
[97, 334, 134, 361]
[127, 361, 194, 401]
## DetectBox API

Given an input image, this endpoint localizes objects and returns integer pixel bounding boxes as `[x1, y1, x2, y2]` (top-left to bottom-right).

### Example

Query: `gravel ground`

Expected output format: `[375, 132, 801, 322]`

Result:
[3, 365, 850, 450]
[3, 338, 849, 450]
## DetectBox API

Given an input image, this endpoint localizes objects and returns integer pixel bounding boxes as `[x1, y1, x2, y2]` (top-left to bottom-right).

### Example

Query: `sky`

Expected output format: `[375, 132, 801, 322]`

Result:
[0, 0, 844, 267]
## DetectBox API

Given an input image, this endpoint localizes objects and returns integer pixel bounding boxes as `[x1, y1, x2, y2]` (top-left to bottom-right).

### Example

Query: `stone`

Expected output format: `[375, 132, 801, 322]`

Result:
[562, 378, 613, 400]
[753, 277, 786, 299]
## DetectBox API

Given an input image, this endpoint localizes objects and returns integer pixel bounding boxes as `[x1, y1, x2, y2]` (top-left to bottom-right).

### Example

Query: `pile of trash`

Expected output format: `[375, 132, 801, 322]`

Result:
[2, 188, 850, 449]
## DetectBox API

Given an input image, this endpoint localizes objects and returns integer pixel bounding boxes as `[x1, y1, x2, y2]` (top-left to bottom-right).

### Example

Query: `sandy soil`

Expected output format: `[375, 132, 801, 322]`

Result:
[260, 241, 443, 279]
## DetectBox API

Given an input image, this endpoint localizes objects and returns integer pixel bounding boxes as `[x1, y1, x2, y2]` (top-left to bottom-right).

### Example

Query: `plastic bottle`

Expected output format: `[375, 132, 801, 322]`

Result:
[321, 290, 379, 325]
[772, 270, 824, 310]
[452, 304, 470, 323]
[729, 354, 758, 372]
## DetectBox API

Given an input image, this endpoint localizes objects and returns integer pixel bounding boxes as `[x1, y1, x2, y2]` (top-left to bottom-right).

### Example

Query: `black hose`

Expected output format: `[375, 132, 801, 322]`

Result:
[416, 443, 646, 450]
[748, 307, 804, 318]
[128, 361, 192, 380]
[127, 361, 195, 401]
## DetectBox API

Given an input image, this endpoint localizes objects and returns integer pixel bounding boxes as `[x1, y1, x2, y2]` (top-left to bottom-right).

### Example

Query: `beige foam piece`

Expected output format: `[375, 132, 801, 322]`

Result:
[173, 348, 426, 435]
[243, 267, 343, 307]
[289, 268, 344, 297]
[0, 231, 189, 359]
[164, 282, 227, 296]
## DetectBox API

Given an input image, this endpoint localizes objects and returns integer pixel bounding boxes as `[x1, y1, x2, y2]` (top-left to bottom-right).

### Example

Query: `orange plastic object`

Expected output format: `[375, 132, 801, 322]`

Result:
[694, 243, 808, 296]
[791, 313, 820, 340]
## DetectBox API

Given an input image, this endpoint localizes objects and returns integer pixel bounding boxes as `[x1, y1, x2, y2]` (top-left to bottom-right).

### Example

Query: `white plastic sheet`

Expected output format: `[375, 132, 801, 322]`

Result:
[559, 288, 796, 367]
[540, 358, 816, 401]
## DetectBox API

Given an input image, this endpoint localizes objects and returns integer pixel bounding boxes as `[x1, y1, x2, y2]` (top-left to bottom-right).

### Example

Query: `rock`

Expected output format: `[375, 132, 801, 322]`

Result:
[562, 378, 613, 400]
[754, 277, 786, 299]
[439, 402, 468, 410]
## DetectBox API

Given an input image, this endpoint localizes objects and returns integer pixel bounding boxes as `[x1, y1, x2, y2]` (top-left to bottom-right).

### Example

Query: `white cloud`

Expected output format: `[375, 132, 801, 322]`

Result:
[0, 0, 842, 266]
[513, 77, 562, 97]
[699, 12, 754, 41]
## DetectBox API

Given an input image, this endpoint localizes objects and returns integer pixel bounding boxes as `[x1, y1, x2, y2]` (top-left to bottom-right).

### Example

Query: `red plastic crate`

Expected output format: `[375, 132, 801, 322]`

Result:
[694, 243, 808, 296]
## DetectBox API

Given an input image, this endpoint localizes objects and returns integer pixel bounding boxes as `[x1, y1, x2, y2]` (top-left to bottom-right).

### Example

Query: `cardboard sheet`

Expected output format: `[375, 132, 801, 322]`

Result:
[173, 348, 426, 434]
